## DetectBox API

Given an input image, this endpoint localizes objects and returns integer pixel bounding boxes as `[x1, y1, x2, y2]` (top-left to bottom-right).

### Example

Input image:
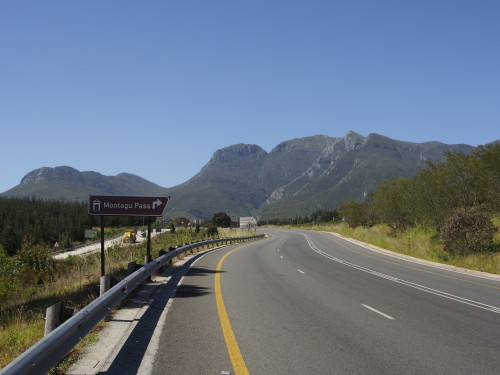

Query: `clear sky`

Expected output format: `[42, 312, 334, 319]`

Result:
[1, 0, 498, 194]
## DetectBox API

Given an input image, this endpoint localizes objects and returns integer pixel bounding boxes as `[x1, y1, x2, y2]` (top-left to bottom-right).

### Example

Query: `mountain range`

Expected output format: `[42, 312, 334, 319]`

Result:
[2, 131, 481, 219]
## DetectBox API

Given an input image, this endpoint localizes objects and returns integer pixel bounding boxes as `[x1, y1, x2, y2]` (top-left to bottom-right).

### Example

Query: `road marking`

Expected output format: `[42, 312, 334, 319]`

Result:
[280, 256, 284, 259]
[215, 245, 250, 375]
[362, 304, 395, 320]
[297, 269, 305, 274]
[322, 232, 500, 290]
[303, 234, 500, 314]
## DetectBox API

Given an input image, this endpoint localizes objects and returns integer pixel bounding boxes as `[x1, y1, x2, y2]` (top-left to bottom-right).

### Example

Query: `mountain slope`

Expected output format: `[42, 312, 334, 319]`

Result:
[2, 132, 478, 219]
[1, 166, 165, 200]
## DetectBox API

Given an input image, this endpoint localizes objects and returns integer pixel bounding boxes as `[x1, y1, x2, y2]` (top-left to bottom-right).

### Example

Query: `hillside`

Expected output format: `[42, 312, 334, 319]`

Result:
[2, 132, 478, 219]
[1, 166, 165, 200]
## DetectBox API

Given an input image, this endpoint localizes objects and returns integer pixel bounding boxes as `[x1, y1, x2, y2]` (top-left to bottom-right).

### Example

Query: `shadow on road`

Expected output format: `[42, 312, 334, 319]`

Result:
[99, 249, 222, 374]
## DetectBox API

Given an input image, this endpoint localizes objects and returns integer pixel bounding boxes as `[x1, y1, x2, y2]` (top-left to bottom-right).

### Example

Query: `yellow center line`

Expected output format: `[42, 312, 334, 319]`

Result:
[320, 232, 500, 290]
[215, 244, 250, 375]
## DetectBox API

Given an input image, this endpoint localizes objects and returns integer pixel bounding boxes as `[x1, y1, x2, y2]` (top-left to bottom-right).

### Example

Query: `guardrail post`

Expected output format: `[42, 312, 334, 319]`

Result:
[167, 247, 174, 265]
[145, 254, 153, 282]
[100, 274, 111, 296]
[45, 302, 62, 336]
[44, 303, 78, 336]
[127, 261, 137, 275]
[158, 250, 166, 272]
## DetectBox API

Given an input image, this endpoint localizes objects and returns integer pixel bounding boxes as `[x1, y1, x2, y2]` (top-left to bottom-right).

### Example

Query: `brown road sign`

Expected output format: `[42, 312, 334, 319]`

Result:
[88, 195, 170, 216]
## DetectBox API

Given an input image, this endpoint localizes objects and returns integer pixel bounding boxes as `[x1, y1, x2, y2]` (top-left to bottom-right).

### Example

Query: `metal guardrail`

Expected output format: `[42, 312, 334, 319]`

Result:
[0, 234, 264, 375]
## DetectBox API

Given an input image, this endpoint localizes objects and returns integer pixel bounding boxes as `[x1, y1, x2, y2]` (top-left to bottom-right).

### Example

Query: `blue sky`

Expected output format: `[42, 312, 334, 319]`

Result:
[1, 0, 498, 194]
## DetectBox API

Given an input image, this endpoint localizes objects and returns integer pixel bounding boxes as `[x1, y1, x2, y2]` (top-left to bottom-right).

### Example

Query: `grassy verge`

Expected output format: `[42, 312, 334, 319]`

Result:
[298, 222, 500, 274]
[0, 228, 259, 370]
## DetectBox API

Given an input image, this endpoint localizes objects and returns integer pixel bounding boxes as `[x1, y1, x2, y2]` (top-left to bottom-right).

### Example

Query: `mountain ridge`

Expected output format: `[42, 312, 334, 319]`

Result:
[2, 131, 485, 219]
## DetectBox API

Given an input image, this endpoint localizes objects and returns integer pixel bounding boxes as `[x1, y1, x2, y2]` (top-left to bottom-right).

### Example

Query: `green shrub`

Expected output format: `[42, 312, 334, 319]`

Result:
[207, 226, 219, 237]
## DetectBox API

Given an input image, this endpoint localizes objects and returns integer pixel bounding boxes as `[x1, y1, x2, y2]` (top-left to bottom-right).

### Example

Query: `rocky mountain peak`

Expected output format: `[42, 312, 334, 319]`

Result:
[20, 166, 84, 186]
[342, 131, 367, 151]
[209, 143, 267, 164]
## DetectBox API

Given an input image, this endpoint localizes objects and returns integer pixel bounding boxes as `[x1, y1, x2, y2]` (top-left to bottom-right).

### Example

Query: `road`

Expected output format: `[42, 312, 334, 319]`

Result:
[72, 228, 500, 374]
[148, 228, 500, 374]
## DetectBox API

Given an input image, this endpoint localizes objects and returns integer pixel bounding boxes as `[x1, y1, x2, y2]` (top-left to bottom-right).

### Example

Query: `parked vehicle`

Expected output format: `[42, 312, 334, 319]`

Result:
[124, 230, 136, 243]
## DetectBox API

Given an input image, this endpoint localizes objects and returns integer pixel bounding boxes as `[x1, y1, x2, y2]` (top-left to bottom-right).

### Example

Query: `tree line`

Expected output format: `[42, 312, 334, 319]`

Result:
[0, 197, 144, 256]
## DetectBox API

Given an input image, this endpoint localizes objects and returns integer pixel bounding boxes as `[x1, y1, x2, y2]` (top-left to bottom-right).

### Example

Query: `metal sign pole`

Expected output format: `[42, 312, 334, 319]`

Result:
[147, 216, 152, 260]
[100, 216, 105, 277]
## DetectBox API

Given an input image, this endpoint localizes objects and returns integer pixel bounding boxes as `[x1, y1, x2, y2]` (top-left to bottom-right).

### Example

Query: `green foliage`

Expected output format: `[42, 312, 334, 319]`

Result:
[441, 208, 497, 255]
[211, 212, 231, 228]
[0, 196, 144, 254]
[14, 235, 55, 285]
[206, 226, 219, 237]
[169, 222, 176, 233]
[0, 251, 17, 305]
[412, 144, 500, 229]
[309, 208, 339, 223]
[337, 201, 372, 228]
[371, 144, 500, 246]
[373, 177, 416, 232]
[474, 144, 500, 211]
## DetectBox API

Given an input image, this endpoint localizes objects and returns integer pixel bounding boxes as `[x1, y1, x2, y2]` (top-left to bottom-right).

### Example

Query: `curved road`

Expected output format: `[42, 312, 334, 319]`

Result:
[82, 228, 500, 374]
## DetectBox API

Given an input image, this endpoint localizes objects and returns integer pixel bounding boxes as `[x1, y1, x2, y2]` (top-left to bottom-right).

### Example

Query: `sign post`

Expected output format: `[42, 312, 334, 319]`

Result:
[100, 216, 105, 277]
[88, 195, 170, 279]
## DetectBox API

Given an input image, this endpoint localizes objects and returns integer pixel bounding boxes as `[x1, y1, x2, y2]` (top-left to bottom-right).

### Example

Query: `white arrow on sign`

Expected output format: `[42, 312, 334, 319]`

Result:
[152, 199, 163, 209]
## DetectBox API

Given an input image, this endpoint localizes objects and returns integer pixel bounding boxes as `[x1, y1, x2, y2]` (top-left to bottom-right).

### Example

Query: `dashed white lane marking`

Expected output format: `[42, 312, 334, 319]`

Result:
[280, 256, 284, 259]
[362, 304, 395, 320]
[297, 269, 305, 274]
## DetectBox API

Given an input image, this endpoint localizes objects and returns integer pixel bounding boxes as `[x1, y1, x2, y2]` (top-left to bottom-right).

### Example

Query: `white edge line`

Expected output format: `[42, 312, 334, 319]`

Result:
[137, 251, 210, 374]
[136, 276, 182, 375]
[362, 304, 395, 320]
[303, 234, 500, 314]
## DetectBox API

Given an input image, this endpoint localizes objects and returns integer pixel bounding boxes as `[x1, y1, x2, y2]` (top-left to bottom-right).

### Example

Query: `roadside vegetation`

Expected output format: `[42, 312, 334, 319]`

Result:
[264, 144, 500, 274]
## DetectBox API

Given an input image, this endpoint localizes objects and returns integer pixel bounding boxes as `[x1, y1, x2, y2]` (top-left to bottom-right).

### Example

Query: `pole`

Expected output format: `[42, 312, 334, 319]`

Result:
[100, 216, 105, 277]
[147, 216, 152, 259]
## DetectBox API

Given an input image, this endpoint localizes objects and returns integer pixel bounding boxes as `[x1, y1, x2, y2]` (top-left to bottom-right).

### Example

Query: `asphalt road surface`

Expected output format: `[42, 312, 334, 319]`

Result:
[77, 228, 499, 374]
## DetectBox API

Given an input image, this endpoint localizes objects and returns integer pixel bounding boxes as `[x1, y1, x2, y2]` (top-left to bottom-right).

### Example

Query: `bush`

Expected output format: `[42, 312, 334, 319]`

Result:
[441, 208, 497, 255]
[211, 212, 231, 228]
[206, 226, 219, 237]
[337, 201, 372, 228]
